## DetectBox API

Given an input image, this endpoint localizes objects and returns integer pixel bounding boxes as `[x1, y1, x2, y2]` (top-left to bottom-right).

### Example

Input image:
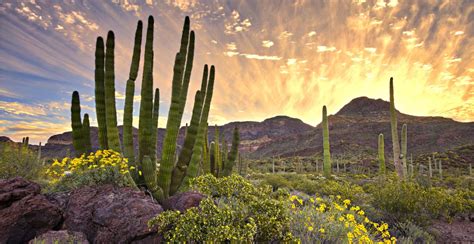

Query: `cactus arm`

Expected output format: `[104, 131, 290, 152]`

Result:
[94, 37, 108, 149]
[137, 16, 155, 188]
[151, 88, 160, 160]
[142, 156, 164, 200]
[104, 31, 121, 152]
[184, 65, 215, 183]
[83, 113, 92, 153]
[71, 91, 85, 156]
[222, 127, 240, 176]
[123, 20, 143, 175]
[158, 17, 192, 198]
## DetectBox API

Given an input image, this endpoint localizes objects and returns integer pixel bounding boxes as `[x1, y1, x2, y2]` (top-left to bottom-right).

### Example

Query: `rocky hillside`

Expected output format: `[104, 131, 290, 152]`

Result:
[3, 97, 473, 162]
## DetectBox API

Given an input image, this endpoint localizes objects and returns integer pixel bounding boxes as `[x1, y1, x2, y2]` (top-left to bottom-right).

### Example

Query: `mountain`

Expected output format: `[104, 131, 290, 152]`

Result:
[13, 97, 473, 164]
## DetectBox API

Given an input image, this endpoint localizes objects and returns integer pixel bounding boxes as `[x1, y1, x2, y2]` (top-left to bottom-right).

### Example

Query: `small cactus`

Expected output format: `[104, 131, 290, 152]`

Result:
[378, 133, 386, 175]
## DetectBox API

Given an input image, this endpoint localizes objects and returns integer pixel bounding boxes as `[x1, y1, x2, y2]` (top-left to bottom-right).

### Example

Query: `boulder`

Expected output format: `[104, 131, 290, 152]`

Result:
[62, 185, 163, 243]
[0, 177, 41, 210]
[29, 230, 89, 244]
[0, 193, 62, 243]
[162, 191, 205, 212]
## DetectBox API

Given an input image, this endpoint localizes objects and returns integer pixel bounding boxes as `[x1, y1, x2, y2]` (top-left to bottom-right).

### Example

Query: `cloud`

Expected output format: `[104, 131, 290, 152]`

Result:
[224, 10, 252, 34]
[226, 42, 237, 50]
[307, 31, 316, 37]
[278, 31, 293, 39]
[262, 40, 274, 48]
[317, 46, 337, 52]
[239, 53, 281, 60]
[165, 0, 198, 12]
[0, 101, 47, 116]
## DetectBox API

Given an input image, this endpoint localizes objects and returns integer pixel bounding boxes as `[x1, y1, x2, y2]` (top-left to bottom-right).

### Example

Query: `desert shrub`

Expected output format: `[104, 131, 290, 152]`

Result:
[149, 174, 296, 242]
[393, 221, 435, 244]
[45, 150, 135, 192]
[261, 173, 291, 190]
[289, 194, 396, 243]
[370, 181, 473, 224]
[0, 142, 43, 180]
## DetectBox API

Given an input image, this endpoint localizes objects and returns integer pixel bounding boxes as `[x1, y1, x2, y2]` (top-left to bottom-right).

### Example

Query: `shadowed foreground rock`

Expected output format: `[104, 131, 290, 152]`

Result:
[0, 177, 62, 243]
[62, 185, 163, 243]
[162, 191, 205, 212]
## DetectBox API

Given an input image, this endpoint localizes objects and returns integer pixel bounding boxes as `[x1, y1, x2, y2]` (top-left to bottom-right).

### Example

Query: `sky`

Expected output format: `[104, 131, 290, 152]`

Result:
[0, 0, 473, 144]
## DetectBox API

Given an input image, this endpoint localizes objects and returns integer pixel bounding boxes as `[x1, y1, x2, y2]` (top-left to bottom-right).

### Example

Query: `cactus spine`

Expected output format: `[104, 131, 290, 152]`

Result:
[322, 105, 331, 177]
[123, 20, 143, 173]
[104, 31, 121, 152]
[378, 133, 386, 175]
[83, 113, 92, 153]
[71, 91, 85, 156]
[401, 124, 408, 177]
[390, 78, 404, 178]
[95, 37, 108, 149]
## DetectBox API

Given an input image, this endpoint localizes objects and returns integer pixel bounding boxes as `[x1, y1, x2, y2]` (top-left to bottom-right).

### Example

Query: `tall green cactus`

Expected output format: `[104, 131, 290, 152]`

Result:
[222, 126, 240, 176]
[71, 91, 85, 156]
[83, 113, 92, 153]
[138, 16, 156, 171]
[213, 126, 221, 175]
[104, 31, 121, 152]
[390, 78, 404, 178]
[123, 20, 143, 171]
[209, 141, 216, 175]
[322, 105, 331, 177]
[378, 134, 386, 175]
[95, 37, 108, 150]
[184, 65, 215, 183]
[151, 88, 160, 159]
[401, 124, 408, 178]
[158, 17, 194, 198]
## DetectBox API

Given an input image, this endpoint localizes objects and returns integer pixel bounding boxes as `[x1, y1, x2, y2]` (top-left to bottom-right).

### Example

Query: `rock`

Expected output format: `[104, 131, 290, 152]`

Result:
[0, 177, 41, 210]
[0, 194, 62, 243]
[162, 191, 205, 212]
[62, 185, 163, 243]
[29, 230, 89, 244]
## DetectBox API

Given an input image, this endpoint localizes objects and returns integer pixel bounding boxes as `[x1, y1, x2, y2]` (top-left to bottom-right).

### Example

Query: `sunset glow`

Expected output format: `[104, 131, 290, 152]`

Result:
[1, 0, 472, 143]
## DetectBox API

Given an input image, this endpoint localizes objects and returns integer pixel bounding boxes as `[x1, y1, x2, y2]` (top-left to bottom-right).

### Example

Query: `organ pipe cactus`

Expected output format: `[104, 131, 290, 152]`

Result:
[104, 31, 121, 152]
[158, 17, 195, 198]
[83, 113, 92, 153]
[401, 124, 408, 177]
[71, 91, 85, 156]
[214, 126, 221, 174]
[95, 37, 108, 149]
[209, 141, 216, 176]
[378, 134, 386, 175]
[222, 126, 240, 176]
[390, 78, 404, 178]
[123, 20, 143, 174]
[322, 105, 331, 177]
[428, 157, 433, 178]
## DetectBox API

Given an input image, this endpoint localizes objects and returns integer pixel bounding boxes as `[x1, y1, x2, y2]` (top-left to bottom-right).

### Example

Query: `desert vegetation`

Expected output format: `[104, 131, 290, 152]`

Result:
[1, 13, 473, 244]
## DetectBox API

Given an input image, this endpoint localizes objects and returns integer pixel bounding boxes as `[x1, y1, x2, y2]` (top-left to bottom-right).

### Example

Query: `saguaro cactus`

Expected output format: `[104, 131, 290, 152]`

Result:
[71, 91, 85, 156]
[95, 37, 108, 150]
[428, 157, 433, 178]
[390, 78, 404, 178]
[123, 20, 143, 169]
[378, 133, 386, 175]
[83, 113, 92, 153]
[104, 31, 121, 152]
[322, 105, 331, 177]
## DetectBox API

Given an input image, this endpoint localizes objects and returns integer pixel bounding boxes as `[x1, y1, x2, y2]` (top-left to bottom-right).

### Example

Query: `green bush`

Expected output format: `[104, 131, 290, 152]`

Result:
[370, 181, 473, 224]
[0, 142, 43, 180]
[149, 174, 295, 242]
[393, 221, 435, 244]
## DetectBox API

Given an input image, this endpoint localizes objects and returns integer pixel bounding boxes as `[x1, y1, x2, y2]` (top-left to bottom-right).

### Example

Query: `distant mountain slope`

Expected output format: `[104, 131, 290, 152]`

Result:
[7, 97, 472, 162]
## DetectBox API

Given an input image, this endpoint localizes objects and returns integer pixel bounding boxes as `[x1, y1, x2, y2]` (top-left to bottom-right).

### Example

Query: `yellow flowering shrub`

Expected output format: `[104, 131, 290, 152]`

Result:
[289, 194, 396, 244]
[45, 150, 135, 192]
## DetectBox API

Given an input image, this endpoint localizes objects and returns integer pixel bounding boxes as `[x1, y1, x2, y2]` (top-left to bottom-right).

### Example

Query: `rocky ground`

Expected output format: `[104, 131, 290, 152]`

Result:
[0, 177, 203, 243]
